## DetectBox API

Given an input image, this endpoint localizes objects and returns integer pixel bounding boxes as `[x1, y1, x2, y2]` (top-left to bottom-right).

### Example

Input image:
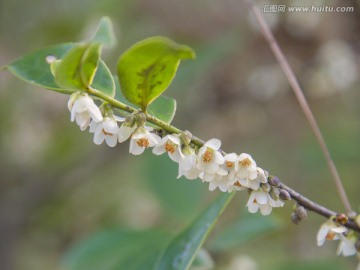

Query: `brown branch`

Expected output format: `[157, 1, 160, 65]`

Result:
[279, 182, 360, 232]
[242, 0, 353, 215]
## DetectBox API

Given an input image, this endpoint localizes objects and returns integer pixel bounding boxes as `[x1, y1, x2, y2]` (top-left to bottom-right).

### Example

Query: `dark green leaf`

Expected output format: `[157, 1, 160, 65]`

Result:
[155, 193, 235, 270]
[92, 16, 116, 47]
[63, 228, 171, 270]
[117, 36, 195, 110]
[209, 211, 281, 252]
[52, 43, 101, 90]
[6, 43, 74, 94]
[6, 43, 115, 97]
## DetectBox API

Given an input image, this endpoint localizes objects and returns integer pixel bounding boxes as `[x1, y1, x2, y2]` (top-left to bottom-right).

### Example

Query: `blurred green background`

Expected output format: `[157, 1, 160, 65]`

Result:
[1, 0, 359, 269]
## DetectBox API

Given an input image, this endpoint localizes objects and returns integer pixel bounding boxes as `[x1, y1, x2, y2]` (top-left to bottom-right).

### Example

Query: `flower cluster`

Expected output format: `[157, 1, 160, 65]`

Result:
[317, 219, 358, 263]
[67, 92, 285, 216]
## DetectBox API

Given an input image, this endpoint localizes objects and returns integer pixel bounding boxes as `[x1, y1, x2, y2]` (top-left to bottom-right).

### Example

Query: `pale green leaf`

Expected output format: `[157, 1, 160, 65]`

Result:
[117, 36, 195, 110]
[92, 16, 116, 47]
[52, 43, 101, 90]
[114, 76, 176, 124]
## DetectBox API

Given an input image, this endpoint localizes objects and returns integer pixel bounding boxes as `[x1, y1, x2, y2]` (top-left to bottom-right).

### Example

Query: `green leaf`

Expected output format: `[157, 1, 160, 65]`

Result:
[209, 211, 281, 252]
[155, 193, 235, 270]
[92, 17, 116, 47]
[6, 43, 115, 97]
[91, 61, 115, 97]
[6, 43, 74, 94]
[63, 229, 171, 270]
[147, 96, 177, 125]
[115, 76, 176, 124]
[117, 36, 195, 110]
[52, 43, 101, 90]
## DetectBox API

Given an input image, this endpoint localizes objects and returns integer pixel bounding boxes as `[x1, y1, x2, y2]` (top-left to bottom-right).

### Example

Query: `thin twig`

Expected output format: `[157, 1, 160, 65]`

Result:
[88, 87, 360, 232]
[243, 0, 353, 215]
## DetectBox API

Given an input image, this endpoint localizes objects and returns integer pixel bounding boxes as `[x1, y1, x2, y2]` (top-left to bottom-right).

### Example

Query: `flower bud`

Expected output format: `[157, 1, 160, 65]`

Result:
[135, 111, 147, 126]
[267, 175, 280, 187]
[269, 188, 280, 201]
[181, 130, 192, 145]
[294, 205, 307, 220]
[279, 189, 291, 201]
[291, 213, 300, 225]
[335, 213, 348, 225]
[260, 183, 271, 193]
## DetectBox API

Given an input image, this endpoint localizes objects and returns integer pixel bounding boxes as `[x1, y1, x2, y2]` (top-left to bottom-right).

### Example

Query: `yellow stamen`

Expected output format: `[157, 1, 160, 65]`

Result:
[202, 148, 213, 163]
[164, 141, 176, 154]
[326, 232, 336, 240]
[240, 158, 251, 167]
[226, 161, 234, 168]
[137, 138, 149, 148]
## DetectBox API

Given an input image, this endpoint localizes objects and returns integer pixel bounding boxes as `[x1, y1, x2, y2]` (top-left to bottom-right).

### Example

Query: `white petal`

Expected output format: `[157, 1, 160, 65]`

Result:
[169, 149, 181, 163]
[103, 118, 119, 133]
[214, 151, 225, 165]
[224, 153, 238, 162]
[89, 121, 99, 133]
[247, 202, 259, 213]
[248, 180, 260, 191]
[185, 167, 200, 180]
[260, 204, 272, 215]
[332, 226, 347, 234]
[254, 191, 268, 204]
[317, 224, 330, 246]
[152, 145, 166, 156]
[93, 132, 105, 145]
[217, 167, 228, 176]
[130, 142, 146, 155]
[181, 155, 194, 171]
[204, 138, 221, 150]
[148, 133, 161, 146]
[88, 103, 103, 122]
[118, 125, 136, 142]
[167, 135, 181, 145]
[247, 191, 257, 206]
[209, 182, 217, 191]
[105, 134, 117, 147]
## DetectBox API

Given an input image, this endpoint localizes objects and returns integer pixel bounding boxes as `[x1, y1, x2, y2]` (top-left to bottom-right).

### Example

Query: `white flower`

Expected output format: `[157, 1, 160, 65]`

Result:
[197, 139, 226, 182]
[209, 174, 234, 192]
[239, 167, 268, 190]
[236, 153, 257, 180]
[337, 235, 357, 257]
[316, 220, 347, 246]
[246, 189, 284, 215]
[118, 120, 138, 143]
[177, 146, 200, 180]
[208, 153, 240, 192]
[223, 153, 239, 181]
[89, 117, 119, 147]
[68, 93, 103, 131]
[153, 134, 184, 162]
[129, 127, 161, 155]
